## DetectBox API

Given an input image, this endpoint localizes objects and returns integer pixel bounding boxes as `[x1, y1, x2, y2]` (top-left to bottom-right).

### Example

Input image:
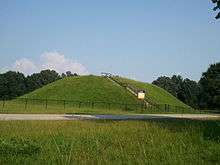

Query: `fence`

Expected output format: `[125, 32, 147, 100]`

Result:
[0, 98, 199, 114]
[0, 98, 149, 112]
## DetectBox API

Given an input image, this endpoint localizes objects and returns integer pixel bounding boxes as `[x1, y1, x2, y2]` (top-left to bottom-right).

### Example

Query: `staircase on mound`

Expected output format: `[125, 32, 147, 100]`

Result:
[101, 73, 151, 107]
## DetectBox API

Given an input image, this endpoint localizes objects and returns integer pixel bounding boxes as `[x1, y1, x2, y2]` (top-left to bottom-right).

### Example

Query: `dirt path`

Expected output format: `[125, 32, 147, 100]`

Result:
[0, 114, 219, 121]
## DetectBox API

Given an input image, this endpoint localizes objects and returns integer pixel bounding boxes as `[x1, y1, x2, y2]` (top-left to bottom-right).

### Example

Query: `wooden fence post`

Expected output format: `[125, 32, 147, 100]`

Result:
[2, 99, 5, 111]
[108, 103, 111, 110]
[125, 103, 127, 110]
[45, 99, 48, 109]
[25, 98, 28, 109]
[79, 102, 81, 108]
[63, 100, 66, 109]
[141, 103, 144, 112]
[92, 102, 94, 109]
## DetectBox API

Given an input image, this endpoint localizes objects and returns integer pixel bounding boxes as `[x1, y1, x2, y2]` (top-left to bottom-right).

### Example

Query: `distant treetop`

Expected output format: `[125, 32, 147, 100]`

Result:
[212, 0, 220, 19]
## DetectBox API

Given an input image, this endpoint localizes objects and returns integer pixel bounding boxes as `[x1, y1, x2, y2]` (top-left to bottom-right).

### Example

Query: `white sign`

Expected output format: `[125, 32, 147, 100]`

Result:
[138, 92, 145, 100]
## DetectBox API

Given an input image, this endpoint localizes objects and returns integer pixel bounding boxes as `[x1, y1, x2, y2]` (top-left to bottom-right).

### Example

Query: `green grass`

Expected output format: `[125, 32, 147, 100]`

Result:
[0, 120, 220, 164]
[113, 77, 189, 108]
[22, 75, 140, 104]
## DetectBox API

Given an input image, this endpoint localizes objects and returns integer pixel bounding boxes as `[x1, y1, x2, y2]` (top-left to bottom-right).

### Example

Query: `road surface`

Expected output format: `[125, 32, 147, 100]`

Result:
[0, 114, 219, 121]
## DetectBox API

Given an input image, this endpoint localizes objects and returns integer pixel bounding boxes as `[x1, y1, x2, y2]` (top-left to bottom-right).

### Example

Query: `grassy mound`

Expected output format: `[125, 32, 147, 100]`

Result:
[4, 75, 194, 114]
[22, 75, 189, 108]
[113, 77, 189, 108]
[22, 75, 139, 104]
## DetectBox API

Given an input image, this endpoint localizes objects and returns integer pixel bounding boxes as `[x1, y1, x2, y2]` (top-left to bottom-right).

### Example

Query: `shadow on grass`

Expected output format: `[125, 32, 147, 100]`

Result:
[203, 121, 220, 142]
[146, 119, 220, 142]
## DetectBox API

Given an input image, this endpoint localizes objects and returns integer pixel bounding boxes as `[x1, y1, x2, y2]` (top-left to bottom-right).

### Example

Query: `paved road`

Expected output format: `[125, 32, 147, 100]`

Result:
[0, 114, 220, 121]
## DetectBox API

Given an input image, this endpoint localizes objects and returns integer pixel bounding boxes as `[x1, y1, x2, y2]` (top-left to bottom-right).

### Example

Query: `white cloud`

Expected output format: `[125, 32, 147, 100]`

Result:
[41, 52, 88, 75]
[11, 52, 89, 75]
[13, 58, 38, 75]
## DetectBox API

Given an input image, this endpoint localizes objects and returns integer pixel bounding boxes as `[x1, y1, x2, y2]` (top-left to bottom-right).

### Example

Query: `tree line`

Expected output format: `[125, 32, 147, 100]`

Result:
[152, 62, 220, 110]
[0, 70, 78, 100]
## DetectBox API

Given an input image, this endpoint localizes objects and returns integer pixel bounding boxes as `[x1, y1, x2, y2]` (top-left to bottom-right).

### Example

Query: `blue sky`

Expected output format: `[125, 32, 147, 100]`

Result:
[0, 0, 219, 82]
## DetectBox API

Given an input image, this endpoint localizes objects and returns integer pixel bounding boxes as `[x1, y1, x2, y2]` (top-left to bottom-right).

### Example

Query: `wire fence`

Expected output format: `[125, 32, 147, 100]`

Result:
[0, 98, 202, 114]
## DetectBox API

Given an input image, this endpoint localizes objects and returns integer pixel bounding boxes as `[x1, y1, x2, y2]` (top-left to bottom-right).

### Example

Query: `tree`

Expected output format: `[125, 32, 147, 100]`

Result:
[152, 76, 179, 97]
[65, 71, 78, 77]
[0, 71, 27, 99]
[152, 75, 201, 108]
[199, 62, 220, 109]
[66, 71, 74, 77]
[211, 0, 220, 19]
[178, 79, 201, 108]
[26, 70, 60, 92]
[62, 71, 78, 78]
[40, 70, 61, 84]
[171, 75, 183, 97]
[61, 73, 66, 78]
[0, 69, 61, 100]
[25, 73, 42, 92]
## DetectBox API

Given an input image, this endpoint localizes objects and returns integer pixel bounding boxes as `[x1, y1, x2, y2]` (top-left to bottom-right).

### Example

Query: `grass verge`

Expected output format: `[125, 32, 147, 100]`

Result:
[0, 120, 220, 164]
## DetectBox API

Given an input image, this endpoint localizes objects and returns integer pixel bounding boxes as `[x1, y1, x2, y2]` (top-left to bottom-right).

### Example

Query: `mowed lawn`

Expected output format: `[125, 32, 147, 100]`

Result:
[0, 120, 220, 164]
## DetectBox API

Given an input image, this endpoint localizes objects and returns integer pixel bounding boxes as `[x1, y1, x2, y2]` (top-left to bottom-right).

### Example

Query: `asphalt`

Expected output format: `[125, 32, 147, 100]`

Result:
[0, 114, 220, 121]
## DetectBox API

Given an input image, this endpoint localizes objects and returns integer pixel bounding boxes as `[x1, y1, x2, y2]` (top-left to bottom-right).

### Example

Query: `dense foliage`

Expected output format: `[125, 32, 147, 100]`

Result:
[199, 62, 220, 109]
[152, 62, 220, 110]
[0, 71, 27, 100]
[152, 75, 200, 108]
[212, 0, 220, 19]
[26, 70, 61, 92]
[0, 70, 61, 100]
[61, 71, 78, 78]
